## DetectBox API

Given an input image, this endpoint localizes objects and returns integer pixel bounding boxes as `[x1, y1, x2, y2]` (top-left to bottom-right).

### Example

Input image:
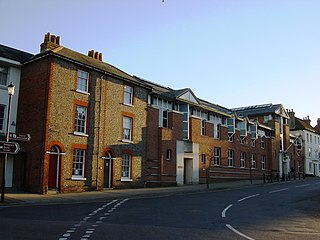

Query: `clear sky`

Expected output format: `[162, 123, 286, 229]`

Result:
[1, 0, 319, 125]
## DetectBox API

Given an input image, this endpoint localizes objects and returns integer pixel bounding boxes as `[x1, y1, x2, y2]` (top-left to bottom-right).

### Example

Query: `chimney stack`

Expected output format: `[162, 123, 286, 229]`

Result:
[287, 109, 296, 129]
[302, 115, 311, 126]
[87, 50, 103, 61]
[40, 32, 61, 52]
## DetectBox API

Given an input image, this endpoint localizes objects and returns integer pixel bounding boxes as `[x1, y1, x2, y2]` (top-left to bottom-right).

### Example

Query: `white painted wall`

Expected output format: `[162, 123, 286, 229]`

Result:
[176, 141, 199, 185]
[0, 57, 22, 187]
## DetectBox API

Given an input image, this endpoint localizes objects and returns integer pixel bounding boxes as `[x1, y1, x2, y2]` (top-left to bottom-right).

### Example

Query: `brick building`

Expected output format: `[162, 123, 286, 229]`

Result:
[4, 32, 307, 193]
[136, 78, 285, 186]
[17, 33, 150, 193]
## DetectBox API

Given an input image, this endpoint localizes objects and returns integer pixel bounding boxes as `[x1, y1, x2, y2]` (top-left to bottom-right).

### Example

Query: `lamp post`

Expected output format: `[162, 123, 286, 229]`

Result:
[1, 82, 15, 203]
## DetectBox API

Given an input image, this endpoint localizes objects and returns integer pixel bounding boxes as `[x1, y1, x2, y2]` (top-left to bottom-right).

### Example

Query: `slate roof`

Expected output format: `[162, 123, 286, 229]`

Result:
[231, 103, 287, 118]
[28, 46, 147, 87]
[134, 76, 231, 116]
[0, 44, 33, 63]
[293, 117, 317, 133]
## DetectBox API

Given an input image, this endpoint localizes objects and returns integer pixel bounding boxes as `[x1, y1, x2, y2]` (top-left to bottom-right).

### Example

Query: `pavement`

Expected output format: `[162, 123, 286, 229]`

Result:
[0, 178, 304, 206]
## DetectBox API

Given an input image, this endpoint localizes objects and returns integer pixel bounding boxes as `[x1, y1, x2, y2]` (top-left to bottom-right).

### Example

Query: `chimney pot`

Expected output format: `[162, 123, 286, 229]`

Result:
[88, 50, 94, 57]
[94, 51, 99, 59]
[99, 53, 102, 61]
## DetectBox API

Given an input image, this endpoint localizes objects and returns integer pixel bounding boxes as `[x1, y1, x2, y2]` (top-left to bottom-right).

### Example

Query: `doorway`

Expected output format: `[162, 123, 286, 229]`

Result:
[48, 146, 60, 189]
[184, 158, 193, 184]
[104, 152, 113, 188]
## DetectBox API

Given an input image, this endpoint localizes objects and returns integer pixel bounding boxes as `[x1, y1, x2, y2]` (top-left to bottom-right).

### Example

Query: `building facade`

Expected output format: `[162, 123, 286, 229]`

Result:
[1, 33, 311, 194]
[17, 33, 150, 193]
[0, 44, 33, 189]
[288, 111, 320, 177]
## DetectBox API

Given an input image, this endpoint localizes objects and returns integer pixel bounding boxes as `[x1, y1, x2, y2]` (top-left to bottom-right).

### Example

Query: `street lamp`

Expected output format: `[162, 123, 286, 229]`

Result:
[1, 82, 15, 203]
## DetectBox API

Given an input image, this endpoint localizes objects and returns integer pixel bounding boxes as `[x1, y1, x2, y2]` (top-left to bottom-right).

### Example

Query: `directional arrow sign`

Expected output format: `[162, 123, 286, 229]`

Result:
[0, 141, 20, 154]
[9, 133, 31, 141]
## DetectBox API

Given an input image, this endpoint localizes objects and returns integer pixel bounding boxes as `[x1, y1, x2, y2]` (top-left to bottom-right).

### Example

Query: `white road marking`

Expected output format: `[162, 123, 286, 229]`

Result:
[295, 184, 310, 188]
[238, 194, 260, 202]
[269, 188, 288, 194]
[226, 224, 255, 240]
[58, 199, 130, 240]
[222, 204, 233, 218]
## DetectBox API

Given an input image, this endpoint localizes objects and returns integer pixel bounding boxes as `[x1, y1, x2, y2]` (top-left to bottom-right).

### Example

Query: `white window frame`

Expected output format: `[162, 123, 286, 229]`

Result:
[251, 154, 256, 169]
[262, 155, 266, 170]
[123, 116, 133, 142]
[72, 149, 86, 179]
[228, 150, 234, 167]
[214, 148, 221, 166]
[166, 149, 171, 160]
[121, 154, 132, 181]
[201, 119, 206, 136]
[240, 152, 246, 168]
[77, 70, 89, 93]
[74, 106, 87, 135]
[124, 85, 133, 106]
[0, 66, 8, 86]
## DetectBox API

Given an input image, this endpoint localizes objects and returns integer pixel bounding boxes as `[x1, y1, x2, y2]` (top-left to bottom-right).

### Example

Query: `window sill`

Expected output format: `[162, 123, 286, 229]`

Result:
[121, 178, 133, 182]
[73, 132, 89, 137]
[76, 89, 90, 95]
[71, 177, 87, 181]
[123, 103, 134, 107]
[122, 139, 133, 144]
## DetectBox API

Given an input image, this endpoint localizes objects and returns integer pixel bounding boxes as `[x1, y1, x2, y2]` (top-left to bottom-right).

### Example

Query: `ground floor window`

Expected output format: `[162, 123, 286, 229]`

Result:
[214, 147, 221, 165]
[240, 152, 246, 168]
[122, 154, 131, 180]
[72, 149, 85, 178]
[228, 150, 234, 167]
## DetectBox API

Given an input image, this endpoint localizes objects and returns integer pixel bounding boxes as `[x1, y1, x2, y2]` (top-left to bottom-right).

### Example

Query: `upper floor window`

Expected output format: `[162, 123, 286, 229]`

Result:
[77, 70, 89, 93]
[214, 147, 221, 165]
[0, 66, 8, 86]
[261, 136, 265, 149]
[215, 124, 221, 139]
[123, 116, 133, 141]
[0, 105, 5, 132]
[124, 85, 133, 105]
[162, 110, 168, 128]
[74, 106, 87, 134]
[201, 120, 206, 136]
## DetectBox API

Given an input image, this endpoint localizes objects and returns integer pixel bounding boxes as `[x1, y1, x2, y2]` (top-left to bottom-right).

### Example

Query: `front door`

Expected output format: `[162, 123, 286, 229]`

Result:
[48, 146, 60, 189]
[104, 152, 112, 188]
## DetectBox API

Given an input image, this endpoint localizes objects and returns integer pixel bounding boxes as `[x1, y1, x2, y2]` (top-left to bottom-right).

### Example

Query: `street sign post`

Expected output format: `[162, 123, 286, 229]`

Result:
[0, 141, 20, 154]
[9, 133, 31, 141]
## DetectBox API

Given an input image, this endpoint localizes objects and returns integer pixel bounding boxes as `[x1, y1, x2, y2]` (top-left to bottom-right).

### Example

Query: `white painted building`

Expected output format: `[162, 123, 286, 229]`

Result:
[288, 111, 320, 177]
[0, 44, 33, 187]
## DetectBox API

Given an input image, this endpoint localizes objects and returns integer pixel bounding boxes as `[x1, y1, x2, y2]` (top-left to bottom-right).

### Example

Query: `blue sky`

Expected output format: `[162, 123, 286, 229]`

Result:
[1, 0, 319, 125]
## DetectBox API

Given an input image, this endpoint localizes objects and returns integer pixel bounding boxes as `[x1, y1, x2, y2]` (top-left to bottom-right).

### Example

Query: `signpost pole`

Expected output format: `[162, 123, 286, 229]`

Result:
[1, 82, 14, 203]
